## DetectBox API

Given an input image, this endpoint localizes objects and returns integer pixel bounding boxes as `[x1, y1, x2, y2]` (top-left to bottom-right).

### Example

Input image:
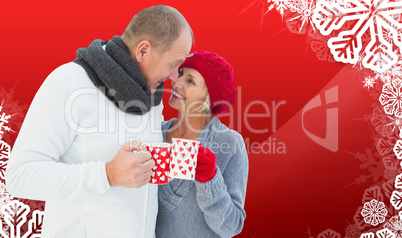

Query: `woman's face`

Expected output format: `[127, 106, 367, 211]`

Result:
[168, 67, 209, 114]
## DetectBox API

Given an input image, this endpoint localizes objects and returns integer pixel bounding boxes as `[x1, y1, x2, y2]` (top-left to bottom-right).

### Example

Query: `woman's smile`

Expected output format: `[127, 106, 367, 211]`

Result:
[172, 88, 186, 100]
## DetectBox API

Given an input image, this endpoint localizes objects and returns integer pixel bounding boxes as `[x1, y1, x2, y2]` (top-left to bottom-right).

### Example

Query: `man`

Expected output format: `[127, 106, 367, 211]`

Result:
[6, 5, 193, 237]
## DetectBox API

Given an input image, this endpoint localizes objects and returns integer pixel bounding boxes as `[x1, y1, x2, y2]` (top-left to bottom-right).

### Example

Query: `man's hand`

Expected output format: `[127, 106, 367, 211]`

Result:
[106, 141, 155, 188]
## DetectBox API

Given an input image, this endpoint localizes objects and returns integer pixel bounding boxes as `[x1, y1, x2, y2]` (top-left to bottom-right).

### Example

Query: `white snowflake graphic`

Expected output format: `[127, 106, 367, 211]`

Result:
[395, 173, 402, 189]
[371, 106, 402, 137]
[376, 228, 397, 238]
[384, 215, 402, 238]
[0, 140, 10, 185]
[387, 115, 402, 134]
[388, 57, 402, 80]
[238, 0, 296, 26]
[360, 232, 375, 238]
[312, 0, 402, 73]
[0, 200, 43, 238]
[384, 28, 397, 45]
[378, 71, 395, 84]
[375, 56, 402, 84]
[361, 199, 388, 226]
[0, 184, 12, 203]
[377, 136, 398, 156]
[0, 140, 10, 161]
[354, 51, 367, 69]
[364, 75, 376, 89]
[266, 0, 296, 18]
[394, 140, 402, 159]
[0, 101, 15, 141]
[345, 223, 362, 238]
[379, 78, 402, 118]
[287, 0, 317, 33]
[0, 87, 28, 144]
[391, 190, 402, 210]
[317, 228, 341, 238]
[0, 93, 43, 236]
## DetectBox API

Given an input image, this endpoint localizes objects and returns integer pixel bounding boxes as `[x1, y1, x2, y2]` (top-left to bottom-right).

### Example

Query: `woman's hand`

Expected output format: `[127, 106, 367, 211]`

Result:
[196, 146, 216, 182]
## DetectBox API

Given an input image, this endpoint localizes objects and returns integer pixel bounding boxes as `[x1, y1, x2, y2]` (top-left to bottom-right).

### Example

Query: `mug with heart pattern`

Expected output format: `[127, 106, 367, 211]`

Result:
[170, 138, 201, 180]
[145, 142, 172, 184]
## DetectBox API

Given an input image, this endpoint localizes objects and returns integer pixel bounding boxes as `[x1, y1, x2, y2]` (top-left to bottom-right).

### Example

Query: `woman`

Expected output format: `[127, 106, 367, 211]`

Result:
[156, 50, 249, 237]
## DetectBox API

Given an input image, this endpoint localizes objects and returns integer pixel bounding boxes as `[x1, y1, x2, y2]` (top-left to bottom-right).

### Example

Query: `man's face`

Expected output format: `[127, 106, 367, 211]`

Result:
[139, 29, 192, 94]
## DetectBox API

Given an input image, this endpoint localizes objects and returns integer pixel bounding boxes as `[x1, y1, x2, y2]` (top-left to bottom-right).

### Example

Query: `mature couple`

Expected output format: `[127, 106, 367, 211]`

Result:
[6, 5, 248, 238]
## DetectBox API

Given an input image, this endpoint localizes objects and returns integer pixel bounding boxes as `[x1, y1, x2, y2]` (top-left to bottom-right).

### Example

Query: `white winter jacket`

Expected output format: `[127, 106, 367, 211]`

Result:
[6, 62, 162, 238]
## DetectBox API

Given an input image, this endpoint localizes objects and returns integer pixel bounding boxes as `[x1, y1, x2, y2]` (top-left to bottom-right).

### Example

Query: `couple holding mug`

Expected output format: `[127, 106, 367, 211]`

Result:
[6, 5, 248, 238]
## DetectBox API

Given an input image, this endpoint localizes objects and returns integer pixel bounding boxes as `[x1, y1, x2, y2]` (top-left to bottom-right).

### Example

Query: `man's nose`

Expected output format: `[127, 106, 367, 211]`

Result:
[169, 68, 179, 83]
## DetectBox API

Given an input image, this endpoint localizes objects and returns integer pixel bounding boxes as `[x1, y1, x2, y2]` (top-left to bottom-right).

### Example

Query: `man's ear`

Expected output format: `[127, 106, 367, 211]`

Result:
[134, 40, 152, 63]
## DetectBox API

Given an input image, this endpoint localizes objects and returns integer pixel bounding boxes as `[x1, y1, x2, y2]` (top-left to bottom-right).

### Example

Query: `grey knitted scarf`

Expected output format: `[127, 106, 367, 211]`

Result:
[74, 35, 164, 115]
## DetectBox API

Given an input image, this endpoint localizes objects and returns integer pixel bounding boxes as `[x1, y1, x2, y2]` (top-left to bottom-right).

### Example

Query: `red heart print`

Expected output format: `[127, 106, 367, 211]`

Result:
[171, 164, 175, 169]
[182, 153, 186, 158]
[179, 147, 184, 152]
[174, 152, 178, 157]
[179, 166, 183, 170]
[185, 159, 190, 164]
[187, 147, 192, 152]
[192, 142, 196, 147]
[188, 166, 193, 172]
[181, 170, 187, 175]
[191, 154, 195, 159]
[191, 174, 194, 179]
[177, 159, 182, 164]
[183, 142, 187, 146]
[193, 161, 196, 166]
[173, 172, 178, 176]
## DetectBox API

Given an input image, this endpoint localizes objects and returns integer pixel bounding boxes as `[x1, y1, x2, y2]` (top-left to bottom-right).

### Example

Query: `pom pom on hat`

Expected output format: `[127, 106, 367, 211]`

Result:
[179, 50, 236, 115]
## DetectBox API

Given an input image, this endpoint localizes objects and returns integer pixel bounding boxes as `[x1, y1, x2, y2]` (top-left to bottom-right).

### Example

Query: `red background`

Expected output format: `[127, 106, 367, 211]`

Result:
[0, 0, 378, 237]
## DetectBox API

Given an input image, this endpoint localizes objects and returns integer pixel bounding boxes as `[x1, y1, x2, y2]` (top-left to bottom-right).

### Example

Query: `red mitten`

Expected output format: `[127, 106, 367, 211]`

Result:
[195, 146, 216, 183]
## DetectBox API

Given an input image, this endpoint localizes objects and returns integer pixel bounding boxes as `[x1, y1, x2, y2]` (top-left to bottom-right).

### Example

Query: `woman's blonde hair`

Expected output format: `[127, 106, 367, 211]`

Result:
[194, 93, 211, 114]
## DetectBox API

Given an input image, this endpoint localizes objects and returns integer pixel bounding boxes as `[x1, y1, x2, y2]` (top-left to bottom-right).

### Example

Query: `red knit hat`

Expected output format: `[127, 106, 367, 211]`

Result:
[179, 50, 236, 115]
